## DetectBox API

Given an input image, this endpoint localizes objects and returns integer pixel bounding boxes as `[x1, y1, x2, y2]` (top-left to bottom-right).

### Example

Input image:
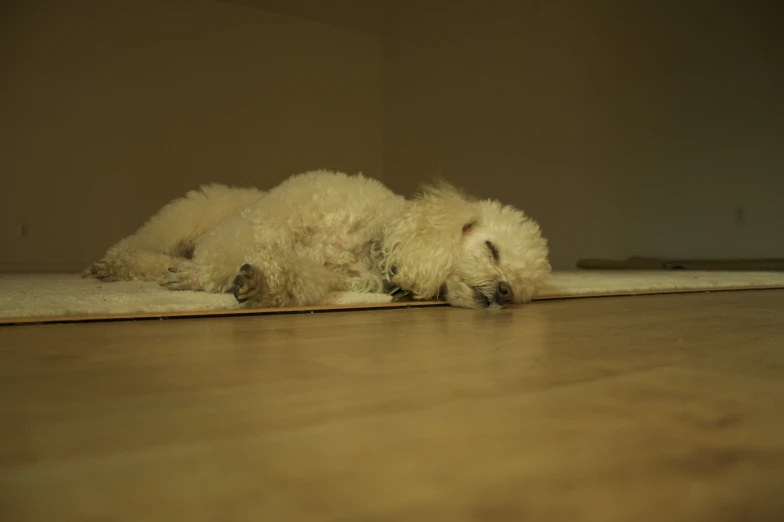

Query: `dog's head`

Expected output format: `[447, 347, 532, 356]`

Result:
[381, 182, 550, 309]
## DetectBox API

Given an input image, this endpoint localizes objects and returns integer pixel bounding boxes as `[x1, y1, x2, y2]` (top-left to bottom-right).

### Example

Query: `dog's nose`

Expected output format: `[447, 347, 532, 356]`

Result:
[495, 282, 514, 305]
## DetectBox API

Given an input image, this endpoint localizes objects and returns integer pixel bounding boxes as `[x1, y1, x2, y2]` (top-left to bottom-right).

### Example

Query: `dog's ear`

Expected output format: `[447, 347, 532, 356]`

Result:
[381, 182, 477, 299]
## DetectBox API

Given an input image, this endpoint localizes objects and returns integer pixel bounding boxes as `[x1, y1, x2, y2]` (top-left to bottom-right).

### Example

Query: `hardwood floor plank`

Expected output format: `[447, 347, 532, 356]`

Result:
[1, 291, 783, 521]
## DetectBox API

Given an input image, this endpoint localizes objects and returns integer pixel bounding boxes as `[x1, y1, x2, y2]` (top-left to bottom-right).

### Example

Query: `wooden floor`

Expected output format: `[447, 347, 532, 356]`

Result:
[1, 290, 784, 522]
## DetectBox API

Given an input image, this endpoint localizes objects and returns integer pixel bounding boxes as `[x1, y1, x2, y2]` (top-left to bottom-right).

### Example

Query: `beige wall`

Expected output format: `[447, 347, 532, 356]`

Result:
[383, 1, 784, 269]
[3, 0, 783, 273]
[0, 0, 383, 272]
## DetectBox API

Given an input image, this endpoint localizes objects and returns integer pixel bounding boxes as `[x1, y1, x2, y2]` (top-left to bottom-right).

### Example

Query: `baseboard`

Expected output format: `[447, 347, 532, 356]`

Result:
[577, 257, 784, 271]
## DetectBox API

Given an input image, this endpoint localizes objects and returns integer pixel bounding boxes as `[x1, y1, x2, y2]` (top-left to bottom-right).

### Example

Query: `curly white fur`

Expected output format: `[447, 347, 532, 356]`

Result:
[84, 170, 551, 309]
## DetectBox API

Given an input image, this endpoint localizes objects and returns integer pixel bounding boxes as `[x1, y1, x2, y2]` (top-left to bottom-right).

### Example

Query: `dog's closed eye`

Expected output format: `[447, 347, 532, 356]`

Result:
[485, 241, 499, 261]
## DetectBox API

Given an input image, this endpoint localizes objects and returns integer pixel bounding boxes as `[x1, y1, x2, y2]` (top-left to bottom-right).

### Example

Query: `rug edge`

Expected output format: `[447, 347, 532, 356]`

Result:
[3, 283, 784, 326]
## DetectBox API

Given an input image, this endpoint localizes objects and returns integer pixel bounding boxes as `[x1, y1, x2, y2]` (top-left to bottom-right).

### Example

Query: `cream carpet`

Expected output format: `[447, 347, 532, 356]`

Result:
[1, 270, 784, 322]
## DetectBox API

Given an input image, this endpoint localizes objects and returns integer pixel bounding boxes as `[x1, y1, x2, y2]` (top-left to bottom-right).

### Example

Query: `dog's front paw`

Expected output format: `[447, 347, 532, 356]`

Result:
[159, 261, 201, 290]
[232, 263, 263, 303]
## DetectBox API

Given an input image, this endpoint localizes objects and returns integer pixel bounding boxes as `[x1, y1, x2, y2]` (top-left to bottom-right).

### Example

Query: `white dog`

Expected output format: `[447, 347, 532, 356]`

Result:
[84, 170, 551, 309]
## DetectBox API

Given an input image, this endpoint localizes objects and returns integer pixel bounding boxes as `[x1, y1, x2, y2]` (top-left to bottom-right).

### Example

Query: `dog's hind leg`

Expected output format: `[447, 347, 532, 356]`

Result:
[84, 246, 181, 283]
[84, 184, 263, 283]
[158, 212, 256, 293]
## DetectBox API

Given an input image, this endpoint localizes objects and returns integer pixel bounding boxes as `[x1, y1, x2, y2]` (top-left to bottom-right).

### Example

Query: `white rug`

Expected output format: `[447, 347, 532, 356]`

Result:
[1, 270, 784, 322]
